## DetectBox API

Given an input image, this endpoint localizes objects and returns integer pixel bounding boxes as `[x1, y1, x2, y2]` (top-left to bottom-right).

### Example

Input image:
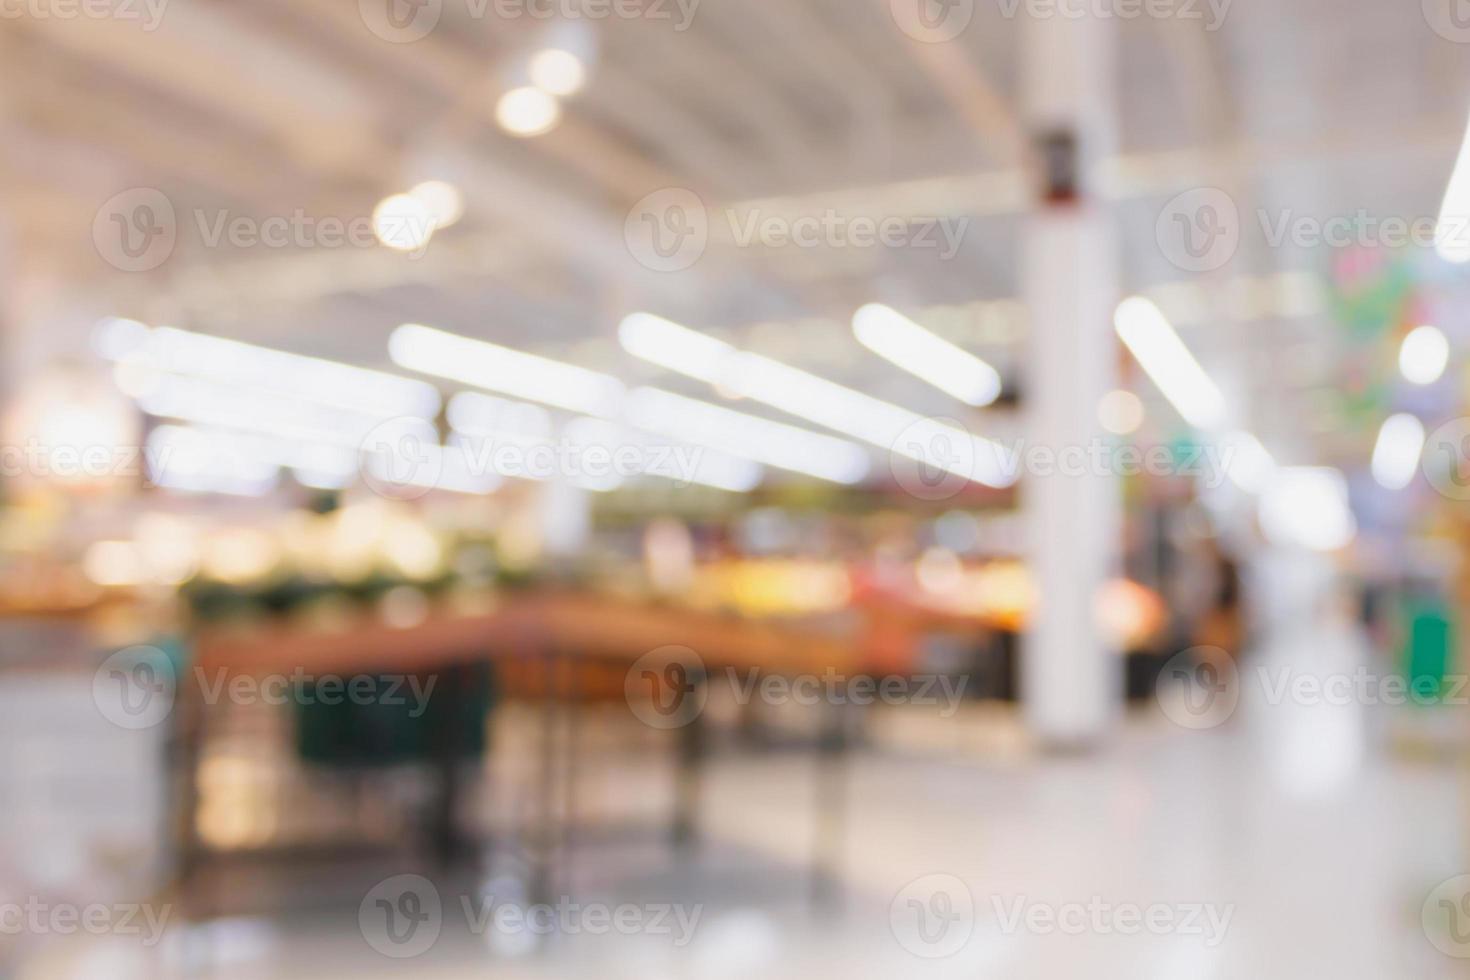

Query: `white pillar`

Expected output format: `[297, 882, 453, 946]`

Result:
[1020, 11, 1121, 746]
[540, 479, 592, 558]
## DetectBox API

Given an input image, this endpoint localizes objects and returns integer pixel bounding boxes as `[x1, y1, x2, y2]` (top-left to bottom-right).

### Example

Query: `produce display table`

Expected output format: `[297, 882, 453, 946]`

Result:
[183, 591, 866, 910]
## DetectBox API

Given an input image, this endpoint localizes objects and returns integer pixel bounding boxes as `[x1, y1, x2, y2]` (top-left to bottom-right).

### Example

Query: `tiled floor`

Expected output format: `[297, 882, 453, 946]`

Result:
[16, 612, 1469, 979]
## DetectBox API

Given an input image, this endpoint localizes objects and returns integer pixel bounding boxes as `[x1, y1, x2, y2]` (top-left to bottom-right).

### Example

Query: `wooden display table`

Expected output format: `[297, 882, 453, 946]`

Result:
[181, 591, 864, 910]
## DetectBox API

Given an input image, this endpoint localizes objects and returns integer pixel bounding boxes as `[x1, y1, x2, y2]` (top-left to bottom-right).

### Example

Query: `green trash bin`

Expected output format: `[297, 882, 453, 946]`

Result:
[1402, 596, 1454, 705]
[295, 661, 495, 768]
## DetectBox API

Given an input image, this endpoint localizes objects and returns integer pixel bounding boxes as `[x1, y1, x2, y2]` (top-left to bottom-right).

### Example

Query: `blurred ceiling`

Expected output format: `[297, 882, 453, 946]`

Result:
[1, 0, 1468, 460]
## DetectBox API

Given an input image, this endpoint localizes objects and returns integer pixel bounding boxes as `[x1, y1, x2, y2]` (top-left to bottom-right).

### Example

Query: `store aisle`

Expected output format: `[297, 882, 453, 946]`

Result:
[25, 616, 1465, 980]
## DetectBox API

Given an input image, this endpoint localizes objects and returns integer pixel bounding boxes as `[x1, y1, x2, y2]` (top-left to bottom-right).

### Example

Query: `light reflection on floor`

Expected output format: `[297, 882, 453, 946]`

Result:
[18, 616, 1468, 979]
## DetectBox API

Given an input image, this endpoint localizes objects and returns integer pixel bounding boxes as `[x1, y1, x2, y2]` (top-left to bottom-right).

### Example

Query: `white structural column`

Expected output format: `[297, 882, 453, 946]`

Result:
[1020, 11, 1122, 745]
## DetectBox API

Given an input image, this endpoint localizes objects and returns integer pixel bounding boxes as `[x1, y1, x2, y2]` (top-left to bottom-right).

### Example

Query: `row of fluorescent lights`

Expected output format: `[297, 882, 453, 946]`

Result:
[100, 301, 1221, 500]
[106, 293, 1339, 505]
[612, 312, 1016, 488]
[390, 322, 875, 486]
[96, 318, 443, 495]
[288, 99, 1470, 497]
[98, 299, 1017, 498]
[98, 320, 760, 496]
[97, 317, 872, 496]
[442, 389, 764, 494]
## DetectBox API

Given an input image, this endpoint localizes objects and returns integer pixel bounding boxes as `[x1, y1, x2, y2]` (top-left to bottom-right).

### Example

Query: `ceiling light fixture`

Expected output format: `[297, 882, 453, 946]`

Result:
[1436, 108, 1470, 264]
[1113, 296, 1227, 431]
[851, 303, 1002, 407]
[624, 386, 870, 485]
[529, 48, 587, 96]
[390, 322, 625, 417]
[618, 312, 1015, 488]
[495, 86, 561, 137]
[1370, 413, 1425, 490]
[1399, 325, 1449, 385]
[372, 193, 436, 252]
[408, 180, 464, 230]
